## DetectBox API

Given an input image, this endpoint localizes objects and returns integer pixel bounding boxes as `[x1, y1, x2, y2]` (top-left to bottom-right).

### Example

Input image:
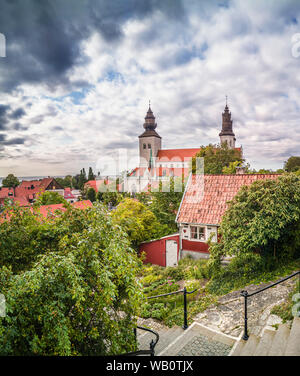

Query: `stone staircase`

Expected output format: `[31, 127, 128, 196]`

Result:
[230, 317, 300, 356]
[137, 322, 237, 356]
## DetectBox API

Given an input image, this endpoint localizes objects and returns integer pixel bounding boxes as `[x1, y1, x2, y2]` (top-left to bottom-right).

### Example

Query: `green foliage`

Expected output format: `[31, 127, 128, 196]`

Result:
[139, 259, 215, 326]
[207, 255, 300, 296]
[2, 174, 20, 188]
[150, 177, 185, 234]
[209, 174, 300, 265]
[111, 198, 168, 249]
[284, 156, 300, 172]
[86, 187, 96, 202]
[191, 143, 243, 174]
[88, 167, 95, 181]
[271, 280, 300, 322]
[222, 160, 243, 174]
[34, 191, 67, 206]
[0, 203, 143, 355]
[55, 175, 72, 188]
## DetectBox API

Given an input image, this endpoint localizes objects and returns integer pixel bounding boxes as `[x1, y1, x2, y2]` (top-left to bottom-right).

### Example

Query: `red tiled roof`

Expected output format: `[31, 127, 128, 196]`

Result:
[156, 147, 242, 162]
[31, 200, 93, 218]
[129, 167, 190, 178]
[64, 188, 76, 199]
[157, 148, 201, 161]
[0, 200, 93, 223]
[177, 174, 281, 225]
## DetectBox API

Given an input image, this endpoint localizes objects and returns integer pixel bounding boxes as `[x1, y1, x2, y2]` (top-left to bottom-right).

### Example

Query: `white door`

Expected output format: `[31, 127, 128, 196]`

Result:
[166, 240, 178, 267]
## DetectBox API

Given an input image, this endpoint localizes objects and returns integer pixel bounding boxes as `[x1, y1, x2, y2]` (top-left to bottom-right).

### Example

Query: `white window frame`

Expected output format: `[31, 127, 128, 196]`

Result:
[189, 225, 206, 241]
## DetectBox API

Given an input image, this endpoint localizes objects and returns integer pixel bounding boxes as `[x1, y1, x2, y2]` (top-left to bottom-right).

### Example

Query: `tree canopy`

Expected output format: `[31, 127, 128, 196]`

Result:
[34, 191, 67, 206]
[191, 143, 243, 174]
[149, 177, 185, 234]
[284, 156, 300, 172]
[0, 203, 143, 355]
[2, 174, 20, 188]
[209, 173, 300, 267]
[111, 198, 168, 249]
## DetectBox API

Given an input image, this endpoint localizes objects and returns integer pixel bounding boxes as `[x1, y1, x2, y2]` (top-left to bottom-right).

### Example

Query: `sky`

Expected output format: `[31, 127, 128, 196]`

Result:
[0, 0, 300, 177]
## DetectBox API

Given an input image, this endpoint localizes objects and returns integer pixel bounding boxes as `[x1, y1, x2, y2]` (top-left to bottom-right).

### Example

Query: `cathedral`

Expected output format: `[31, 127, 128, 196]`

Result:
[125, 101, 239, 193]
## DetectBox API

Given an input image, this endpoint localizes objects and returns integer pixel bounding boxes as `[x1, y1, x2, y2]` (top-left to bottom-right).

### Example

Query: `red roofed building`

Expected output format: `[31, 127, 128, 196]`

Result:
[32, 200, 93, 218]
[0, 177, 64, 207]
[125, 102, 242, 193]
[176, 173, 281, 259]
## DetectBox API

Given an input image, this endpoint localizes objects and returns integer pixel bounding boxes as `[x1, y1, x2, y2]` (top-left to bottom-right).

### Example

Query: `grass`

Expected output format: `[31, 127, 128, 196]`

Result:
[138, 255, 300, 327]
[139, 257, 216, 327]
[271, 280, 300, 323]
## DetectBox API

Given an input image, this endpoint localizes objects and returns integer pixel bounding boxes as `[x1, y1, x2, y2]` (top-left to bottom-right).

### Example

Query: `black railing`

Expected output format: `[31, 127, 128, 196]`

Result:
[120, 287, 197, 356]
[240, 270, 300, 341]
[121, 326, 159, 356]
[148, 287, 197, 330]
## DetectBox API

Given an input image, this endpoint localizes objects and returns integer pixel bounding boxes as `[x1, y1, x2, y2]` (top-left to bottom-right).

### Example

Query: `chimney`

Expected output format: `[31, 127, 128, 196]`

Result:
[236, 166, 246, 175]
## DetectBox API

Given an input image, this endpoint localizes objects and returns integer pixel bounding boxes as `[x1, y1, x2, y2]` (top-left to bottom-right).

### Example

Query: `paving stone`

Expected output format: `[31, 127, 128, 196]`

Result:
[176, 334, 232, 356]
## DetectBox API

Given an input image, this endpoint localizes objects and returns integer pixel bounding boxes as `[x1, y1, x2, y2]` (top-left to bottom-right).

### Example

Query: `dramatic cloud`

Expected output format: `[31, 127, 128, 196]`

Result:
[0, 0, 299, 176]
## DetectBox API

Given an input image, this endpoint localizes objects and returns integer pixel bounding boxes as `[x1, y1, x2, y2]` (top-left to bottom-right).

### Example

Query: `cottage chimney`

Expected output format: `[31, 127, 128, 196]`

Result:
[236, 166, 246, 174]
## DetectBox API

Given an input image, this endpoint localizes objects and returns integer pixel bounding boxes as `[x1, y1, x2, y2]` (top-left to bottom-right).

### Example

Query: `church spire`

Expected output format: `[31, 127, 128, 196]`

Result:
[219, 98, 236, 149]
[144, 101, 157, 131]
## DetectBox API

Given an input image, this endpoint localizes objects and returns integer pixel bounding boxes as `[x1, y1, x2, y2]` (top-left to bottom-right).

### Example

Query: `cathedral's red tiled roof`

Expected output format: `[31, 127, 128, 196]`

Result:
[177, 174, 281, 225]
[129, 166, 190, 178]
[156, 148, 201, 161]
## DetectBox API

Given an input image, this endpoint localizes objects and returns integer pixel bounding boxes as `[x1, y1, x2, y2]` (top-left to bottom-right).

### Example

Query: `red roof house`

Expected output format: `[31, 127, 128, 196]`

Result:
[0, 177, 64, 207]
[176, 173, 281, 258]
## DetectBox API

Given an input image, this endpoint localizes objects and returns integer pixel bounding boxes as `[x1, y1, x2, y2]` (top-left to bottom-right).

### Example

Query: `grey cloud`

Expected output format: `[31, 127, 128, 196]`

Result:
[9, 107, 26, 120]
[0, 0, 185, 92]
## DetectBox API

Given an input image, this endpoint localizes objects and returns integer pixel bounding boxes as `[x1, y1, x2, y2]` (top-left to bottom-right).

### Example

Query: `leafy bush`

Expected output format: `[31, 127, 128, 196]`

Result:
[0, 203, 144, 355]
[207, 254, 300, 296]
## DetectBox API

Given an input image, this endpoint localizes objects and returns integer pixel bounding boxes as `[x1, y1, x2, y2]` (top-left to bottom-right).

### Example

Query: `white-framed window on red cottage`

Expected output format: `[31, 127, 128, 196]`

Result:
[190, 226, 205, 241]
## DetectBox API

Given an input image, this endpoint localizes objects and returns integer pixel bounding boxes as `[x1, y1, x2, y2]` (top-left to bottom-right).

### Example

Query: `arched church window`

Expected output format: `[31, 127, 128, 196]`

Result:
[148, 144, 151, 149]
[143, 144, 146, 149]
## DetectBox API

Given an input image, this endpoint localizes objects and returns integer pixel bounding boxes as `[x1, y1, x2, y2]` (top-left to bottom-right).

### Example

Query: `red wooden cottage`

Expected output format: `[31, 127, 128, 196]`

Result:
[175, 173, 280, 260]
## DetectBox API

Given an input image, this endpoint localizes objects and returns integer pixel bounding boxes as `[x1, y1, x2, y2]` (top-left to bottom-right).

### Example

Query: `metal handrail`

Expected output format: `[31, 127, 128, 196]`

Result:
[240, 270, 300, 340]
[121, 326, 159, 356]
[147, 287, 197, 330]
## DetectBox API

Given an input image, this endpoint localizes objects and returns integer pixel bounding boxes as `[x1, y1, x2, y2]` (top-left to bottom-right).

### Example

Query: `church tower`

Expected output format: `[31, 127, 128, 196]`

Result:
[139, 104, 161, 167]
[219, 99, 236, 149]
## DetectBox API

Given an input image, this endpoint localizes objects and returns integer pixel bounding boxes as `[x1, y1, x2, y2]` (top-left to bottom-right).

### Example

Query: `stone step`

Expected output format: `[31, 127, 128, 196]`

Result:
[239, 335, 259, 356]
[284, 317, 300, 356]
[252, 329, 275, 356]
[230, 339, 246, 356]
[158, 322, 236, 356]
[138, 326, 183, 355]
[268, 324, 290, 356]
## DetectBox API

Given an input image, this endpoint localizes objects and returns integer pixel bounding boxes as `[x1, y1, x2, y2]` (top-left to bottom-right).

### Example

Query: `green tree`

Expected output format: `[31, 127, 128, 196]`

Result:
[150, 177, 185, 234]
[88, 167, 95, 181]
[34, 191, 67, 206]
[0, 203, 143, 355]
[56, 175, 73, 188]
[222, 160, 243, 174]
[191, 143, 243, 174]
[86, 187, 96, 202]
[78, 169, 87, 190]
[111, 198, 168, 249]
[284, 156, 300, 172]
[209, 174, 300, 270]
[2, 174, 20, 188]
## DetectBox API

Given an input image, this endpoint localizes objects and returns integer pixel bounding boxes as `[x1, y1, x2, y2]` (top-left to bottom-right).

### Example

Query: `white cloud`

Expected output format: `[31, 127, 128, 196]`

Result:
[1, 0, 300, 176]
